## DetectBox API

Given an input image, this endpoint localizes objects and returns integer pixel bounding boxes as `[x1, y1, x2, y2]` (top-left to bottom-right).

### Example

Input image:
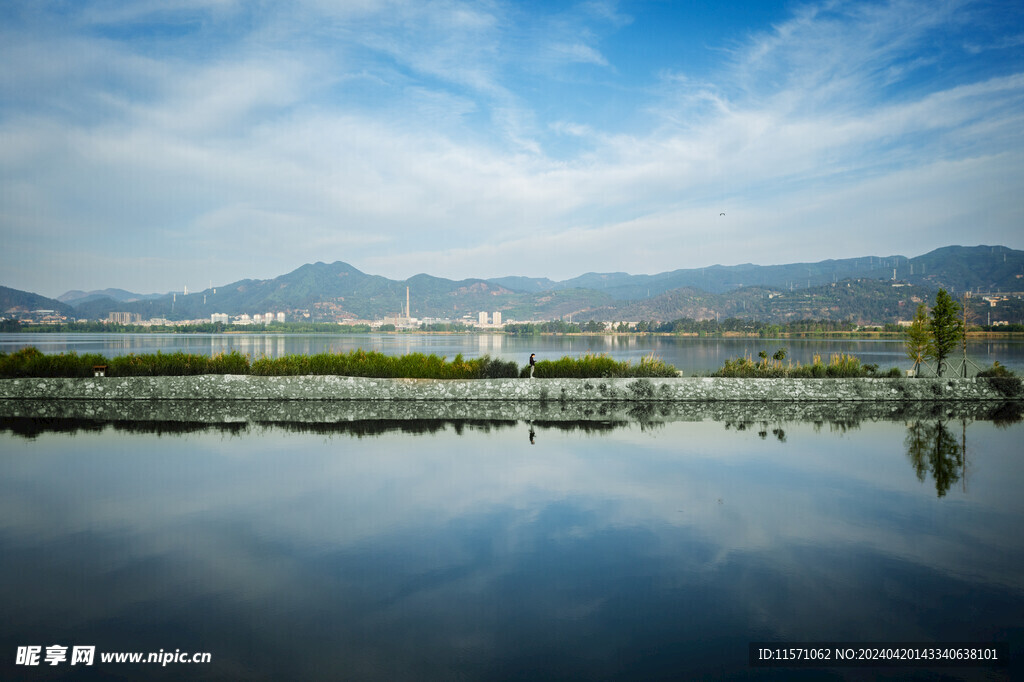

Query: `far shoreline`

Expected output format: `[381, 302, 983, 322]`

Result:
[3, 328, 1023, 340]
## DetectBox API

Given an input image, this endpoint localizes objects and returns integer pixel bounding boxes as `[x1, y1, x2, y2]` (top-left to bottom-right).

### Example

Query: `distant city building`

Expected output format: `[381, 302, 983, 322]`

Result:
[381, 313, 418, 328]
[253, 314, 264, 324]
[107, 312, 141, 324]
[276, 312, 286, 323]
[492, 311, 502, 326]
[211, 313, 229, 324]
[380, 288, 413, 328]
[266, 312, 275, 323]
[478, 311, 488, 326]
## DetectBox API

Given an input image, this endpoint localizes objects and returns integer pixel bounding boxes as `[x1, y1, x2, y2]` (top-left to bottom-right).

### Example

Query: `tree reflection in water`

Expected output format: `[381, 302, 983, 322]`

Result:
[4, 408, 1018, 502]
[905, 420, 963, 497]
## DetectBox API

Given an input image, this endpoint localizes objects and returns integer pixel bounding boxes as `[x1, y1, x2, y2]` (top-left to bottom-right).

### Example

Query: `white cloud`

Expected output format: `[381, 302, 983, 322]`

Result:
[550, 42, 609, 66]
[1, 0, 1022, 296]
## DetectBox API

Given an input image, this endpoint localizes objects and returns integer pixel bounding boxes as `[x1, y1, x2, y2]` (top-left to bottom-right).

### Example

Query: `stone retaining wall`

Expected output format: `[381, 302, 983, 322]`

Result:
[2, 397, 1017, 427]
[0, 375, 1018, 402]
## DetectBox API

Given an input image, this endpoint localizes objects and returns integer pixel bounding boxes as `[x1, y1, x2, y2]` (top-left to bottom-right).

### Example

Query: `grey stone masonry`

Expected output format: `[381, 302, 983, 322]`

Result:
[1, 396, 1014, 427]
[0, 375, 1018, 402]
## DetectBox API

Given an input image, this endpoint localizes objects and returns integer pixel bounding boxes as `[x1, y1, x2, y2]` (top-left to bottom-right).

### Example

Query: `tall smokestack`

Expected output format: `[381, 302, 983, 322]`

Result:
[406, 286, 410, 319]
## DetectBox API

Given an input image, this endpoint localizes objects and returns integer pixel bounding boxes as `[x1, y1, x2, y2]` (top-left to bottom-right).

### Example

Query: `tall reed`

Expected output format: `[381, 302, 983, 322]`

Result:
[522, 352, 678, 378]
[712, 351, 897, 378]
[2, 346, 675, 379]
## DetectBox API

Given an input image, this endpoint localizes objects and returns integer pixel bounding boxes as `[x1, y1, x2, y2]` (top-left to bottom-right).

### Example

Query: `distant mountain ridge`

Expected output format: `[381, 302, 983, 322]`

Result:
[0, 286, 75, 316]
[57, 288, 165, 304]
[493, 245, 1023, 299]
[4, 245, 1022, 325]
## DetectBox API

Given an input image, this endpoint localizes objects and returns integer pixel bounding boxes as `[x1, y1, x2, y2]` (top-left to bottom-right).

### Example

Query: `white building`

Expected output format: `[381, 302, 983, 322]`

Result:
[107, 312, 141, 324]
[478, 311, 489, 326]
[211, 313, 229, 324]
[276, 312, 286, 323]
[492, 311, 502, 326]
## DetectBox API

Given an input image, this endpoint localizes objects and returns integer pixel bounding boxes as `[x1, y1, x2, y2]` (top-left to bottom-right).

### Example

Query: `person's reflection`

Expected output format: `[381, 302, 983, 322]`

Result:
[905, 420, 962, 497]
[529, 423, 536, 445]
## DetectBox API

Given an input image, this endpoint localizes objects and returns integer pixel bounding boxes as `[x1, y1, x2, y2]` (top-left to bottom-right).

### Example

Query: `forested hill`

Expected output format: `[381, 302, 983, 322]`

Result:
[491, 245, 1024, 299]
[3, 245, 1022, 325]
[599, 279, 938, 327]
[0, 286, 74, 316]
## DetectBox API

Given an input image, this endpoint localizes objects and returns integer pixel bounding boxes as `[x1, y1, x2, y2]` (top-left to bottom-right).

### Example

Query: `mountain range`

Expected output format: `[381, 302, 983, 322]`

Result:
[3, 245, 1022, 326]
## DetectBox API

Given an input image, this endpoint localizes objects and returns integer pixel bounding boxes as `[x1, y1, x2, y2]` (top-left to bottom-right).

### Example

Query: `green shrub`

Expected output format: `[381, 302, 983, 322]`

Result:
[477, 355, 520, 379]
[977, 361, 1014, 378]
[977, 362, 1022, 398]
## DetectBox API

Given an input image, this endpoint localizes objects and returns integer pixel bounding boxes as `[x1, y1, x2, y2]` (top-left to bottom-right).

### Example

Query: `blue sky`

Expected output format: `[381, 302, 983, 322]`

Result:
[1, 0, 1022, 298]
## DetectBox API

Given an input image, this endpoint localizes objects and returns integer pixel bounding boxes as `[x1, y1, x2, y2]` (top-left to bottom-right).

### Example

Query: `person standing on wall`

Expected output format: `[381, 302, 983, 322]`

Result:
[529, 353, 536, 379]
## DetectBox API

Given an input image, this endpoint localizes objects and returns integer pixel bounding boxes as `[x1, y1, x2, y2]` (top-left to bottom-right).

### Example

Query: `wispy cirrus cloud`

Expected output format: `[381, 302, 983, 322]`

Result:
[0, 0, 1021, 296]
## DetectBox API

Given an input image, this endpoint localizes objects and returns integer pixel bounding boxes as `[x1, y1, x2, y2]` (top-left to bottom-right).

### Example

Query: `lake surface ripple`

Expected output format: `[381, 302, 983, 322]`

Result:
[2, 409, 1022, 679]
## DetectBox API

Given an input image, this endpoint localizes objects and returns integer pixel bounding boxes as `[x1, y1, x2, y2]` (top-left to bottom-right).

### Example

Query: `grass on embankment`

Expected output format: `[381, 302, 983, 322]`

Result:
[711, 351, 902, 378]
[0, 347, 675, 379]
[522, 353, 678, 378]
[0, 347, 251, 378]
[249, 350, 520, 379]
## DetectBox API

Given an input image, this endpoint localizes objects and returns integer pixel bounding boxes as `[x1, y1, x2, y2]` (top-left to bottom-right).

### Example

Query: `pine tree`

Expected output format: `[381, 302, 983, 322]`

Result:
[928, 289, 963, 376]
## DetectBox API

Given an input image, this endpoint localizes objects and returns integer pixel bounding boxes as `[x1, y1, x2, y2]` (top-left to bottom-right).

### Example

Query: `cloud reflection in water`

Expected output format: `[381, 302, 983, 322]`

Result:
[1, 416, 1022, 679]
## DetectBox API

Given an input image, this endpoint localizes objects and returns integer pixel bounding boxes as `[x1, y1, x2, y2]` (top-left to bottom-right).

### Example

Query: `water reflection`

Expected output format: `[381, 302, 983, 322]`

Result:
[1, 409, 1022, 679]
[5, 332, 1024, 373]
[2, 409, 1019, 504]
[0, 416, 646, 442]
[905, 420, 963, 497]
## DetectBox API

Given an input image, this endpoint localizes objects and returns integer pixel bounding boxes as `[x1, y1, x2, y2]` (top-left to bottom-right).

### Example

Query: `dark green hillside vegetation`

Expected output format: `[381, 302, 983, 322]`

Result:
[0, 286, 75, 316]
[611, 278, 938, 326]
[504, 287, 616, 321]
[9, 245, 1020, 325]
[522, 244, 1024, 298]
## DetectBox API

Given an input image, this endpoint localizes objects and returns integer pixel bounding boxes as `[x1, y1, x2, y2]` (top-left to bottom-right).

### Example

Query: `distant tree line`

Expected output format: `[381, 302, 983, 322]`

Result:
[418, 322, 473, 332]
[504, 321, 586, 334]
[504, 318, 858, 336]
[5, 314, 1018, 338]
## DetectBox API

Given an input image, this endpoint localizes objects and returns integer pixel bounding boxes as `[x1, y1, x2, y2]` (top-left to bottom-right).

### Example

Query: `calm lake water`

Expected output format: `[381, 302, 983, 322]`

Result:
[1, 412, 1022, 679]
[3, 332, 1024, 374]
